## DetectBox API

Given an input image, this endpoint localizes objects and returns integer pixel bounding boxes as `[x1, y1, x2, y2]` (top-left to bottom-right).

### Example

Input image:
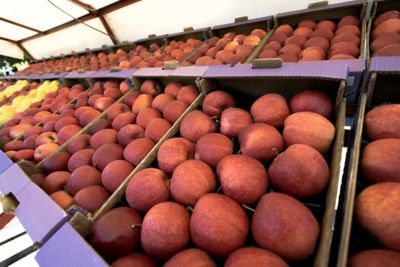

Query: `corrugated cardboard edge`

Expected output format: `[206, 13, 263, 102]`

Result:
[277, 0, 367, 19]
[90, 68, 137, 79]
[211, 16, 274, 31]
[336, 72, 373, 267]
[369, 56, 400, 73]
[35, 223, 108, 267]
[314, 96, 347, 267]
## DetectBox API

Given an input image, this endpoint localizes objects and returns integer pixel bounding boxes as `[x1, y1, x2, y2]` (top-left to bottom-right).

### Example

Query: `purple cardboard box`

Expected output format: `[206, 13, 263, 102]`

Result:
[36, 223, 108, 267]
[39, 72, 68, 80]
[204, 62, 348, 80]
[0, 163, 68, 244]
[0, 151, 13, 176]
[14, 181, 68, 244]
[211, 16, 273, 35]
[64, 71, 97, 79]
[0, 163, 29, 194]
[370, 56, 400, 73]
[91, 68, 137, 79]
[166, 27, 211, 42]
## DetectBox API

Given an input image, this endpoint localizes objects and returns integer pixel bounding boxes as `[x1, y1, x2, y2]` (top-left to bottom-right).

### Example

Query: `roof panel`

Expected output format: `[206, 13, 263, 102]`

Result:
[106, 0, 256, 42]
[79, 0, 119, 9]
[0, 0, 88, 32]
[0, 21, 36, 41]
[0, 40, 24, 59]
[23, 18, 114, 59]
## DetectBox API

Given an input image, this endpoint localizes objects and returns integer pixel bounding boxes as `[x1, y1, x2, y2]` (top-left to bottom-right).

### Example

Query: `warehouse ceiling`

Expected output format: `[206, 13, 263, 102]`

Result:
[0, 0, 138, 59]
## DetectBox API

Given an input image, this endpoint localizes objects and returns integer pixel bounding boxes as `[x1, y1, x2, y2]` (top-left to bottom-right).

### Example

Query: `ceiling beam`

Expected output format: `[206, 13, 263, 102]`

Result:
[16, 42, 33, 60]
[98, 16, 119, 45]
[0, 36, 17, 43]
[69, 0, 119, 45]
[20, 0, 140, 43]
[0, 17, 42, 33]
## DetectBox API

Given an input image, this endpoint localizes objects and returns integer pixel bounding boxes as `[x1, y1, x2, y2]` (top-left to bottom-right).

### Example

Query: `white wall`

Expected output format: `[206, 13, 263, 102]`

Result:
[24, 0, 353, 59]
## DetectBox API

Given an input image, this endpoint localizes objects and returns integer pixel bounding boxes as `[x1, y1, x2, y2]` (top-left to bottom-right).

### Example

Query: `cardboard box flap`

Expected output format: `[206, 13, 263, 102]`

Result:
[39, 72, 69, 79]
[135, 34, 168, 46]
[0, 163, 28, 194]
[36, 223, 108, 267]
[64, 71, 97, 79]
[169, 66, 209, 77]
[0, 151, 13, 176]
[23, 74, 43, 80]
[337, 59, 366, 73]
[278, 0, 366, 19]
[91, 68, 137, 79]
[133, 67, 171, 77]
[370, 57, 400, 73]
[167, 27, 211, 40]
[203, 62, 349, 80]
[14, 181, 68, 244]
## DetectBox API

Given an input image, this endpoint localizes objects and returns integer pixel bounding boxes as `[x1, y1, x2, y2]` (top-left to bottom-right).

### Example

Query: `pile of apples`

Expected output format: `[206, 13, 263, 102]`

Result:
[130, 38, 203, 68]
[1, 80, 132, 164]
[347, 103, 400, 265]
[24, 80, 200, 218]
[17, 42, 161, 75]
[183, 29, 267, 66]
[259, 15, 361, 62]
[82, 85, 337, 266]
[370, 9, 400, 57]
[0, 80, 59, 127]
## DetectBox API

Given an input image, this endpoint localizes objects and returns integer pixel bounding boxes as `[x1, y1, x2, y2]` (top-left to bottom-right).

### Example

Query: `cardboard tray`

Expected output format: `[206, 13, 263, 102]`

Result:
[36, 64, 347, 266]
[90, 68, 137, 79]
[166, 27, 210, 42]
[203, 63, 347, 267]
[366, 0, 400, 61]
[336, 57, 400, 267]
[33, 78, 134, 170]
[0, 78, 94, 150]
[251, 0, 368, 99]
[135, 34, 168, 48]
[71, 73, 206, 225]
[0, 150, 13, 175]
[182, 16, 274, 66]
[0, 78, 134, 246]
[35, 223, 108, 267]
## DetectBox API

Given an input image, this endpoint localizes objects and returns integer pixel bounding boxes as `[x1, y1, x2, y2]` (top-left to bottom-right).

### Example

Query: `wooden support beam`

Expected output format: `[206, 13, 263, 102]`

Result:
[16, 42, 33, 60]
[69, 0, 119, 45]
[0, 17, 42, 33]
[0, 36, 16, 43]
[98, 15, 119, 45]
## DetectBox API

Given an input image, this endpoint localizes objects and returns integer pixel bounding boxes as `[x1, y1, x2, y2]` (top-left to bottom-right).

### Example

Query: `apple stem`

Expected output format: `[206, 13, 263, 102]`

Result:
[187, 206, 194, 212]
[237, 149, 241, 154]
[131, 224, 142, 229]
[242, 204, 255, 213]
[272, 147, 280, 156]
[217, 186, 222, 193]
